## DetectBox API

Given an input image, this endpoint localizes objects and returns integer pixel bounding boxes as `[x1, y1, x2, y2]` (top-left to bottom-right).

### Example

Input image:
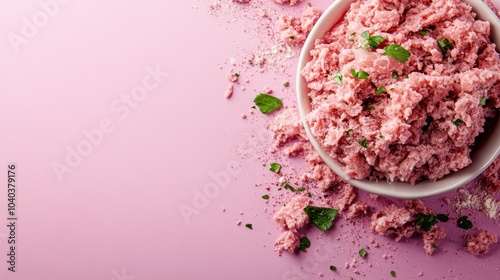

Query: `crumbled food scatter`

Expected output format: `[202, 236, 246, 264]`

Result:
[464, 230, 498, 256]
[224, 85, 233, 99]
[276, 6, 321, 44]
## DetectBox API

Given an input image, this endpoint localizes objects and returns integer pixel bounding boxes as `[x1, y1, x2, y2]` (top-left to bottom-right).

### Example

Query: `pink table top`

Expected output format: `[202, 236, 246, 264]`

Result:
[0, 0, 499, 279]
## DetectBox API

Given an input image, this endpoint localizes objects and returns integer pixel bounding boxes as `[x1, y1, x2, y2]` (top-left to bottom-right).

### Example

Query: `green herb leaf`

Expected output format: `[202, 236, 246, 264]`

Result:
[303, 206, 339, 231]
[351, 69, 370, 79]
[253, 94, 283, 114]
[269, 162, 281, 173]
[376, 86, 386, 95]
[283, 81, 290, 87]
[346, 128, 353, 137]
[307, 193, 312, 198]
[299, 236, 311, 252]
[457, 216, 473, 230]
[296, 187, 306, 192]
[392, 72, 399, 79]
[262, 194, 270, 200]
[234, 73, 240, 77]
[359, 248, 367, 258]
[333, 71, 343, 86]
[432, 243, 437, 249]
[289, 35, 295, 40]
[453, 118, 464, 127]
[245, 224, 253, 230]
[405, 74, 409, 79]
[480, 96, 488, 106]
[415, 213, 437, 232]
[418, 29, 430, 35]
[330, 266, 337, 271]
[391, 270, 396, 277]
[360, 139, 368, 148]
[437, 39, 454, 54]
[361, 30, 369, 39]
[384, 44, 411, 63]
[284, 184, 295, 192]
[360, 31, 384, 49]
[436, 214, 449, 222]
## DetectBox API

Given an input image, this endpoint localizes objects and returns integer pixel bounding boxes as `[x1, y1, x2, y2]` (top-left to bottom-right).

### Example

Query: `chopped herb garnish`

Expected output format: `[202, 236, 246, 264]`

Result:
[351, 69, 370, 79]
[405, 74, 409, 79]
[269, 162, 281, 173]
[346, 128, 353, 137]
[376, 86, 386, 95]
[330, 266, 337, 271]
[453, 118, 464, 127]
[391, 270, 396, 277]
[262, 194, 270, 200]
[289, 35, 295, 40]
[415, 213, 437, 232]
[432, 243, 437, 249]
[299, 236, 311, 252]
[251, 106, 256, 109]
[457, 216, 473, 230]
[364, 105, 374, 111]
[245, 224, 253, 230]
[253, 93, 283, 114]
[284, 183, 295, 192]
[384, 44, 411, 63]
[437, 39, 454, 54]
[283, 81, 290, 87]
[307, 193, 312, 198]
[348, 38, 354, 42]
[436, 214, 449, 222]
[333, 71, 343, 86]
[392, 72, 399, 79]
[418, 29, 430, 35]
[361, 30, 384, 49]
[296, 187, 306, 192]
[278, 188, 282, 191]
[303, 206, 339, 231]
[379, 135, 384, 139]
[234, 73, 240, 77]
[360, 139, 368, 148]
[351, 32, 356, 36]
[359, 248, 367, 258]
[480, 96, 488, 106]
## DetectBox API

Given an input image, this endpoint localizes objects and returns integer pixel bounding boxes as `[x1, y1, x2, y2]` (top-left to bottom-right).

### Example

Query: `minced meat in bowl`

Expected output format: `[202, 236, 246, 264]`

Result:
[297, 0, 500, 198]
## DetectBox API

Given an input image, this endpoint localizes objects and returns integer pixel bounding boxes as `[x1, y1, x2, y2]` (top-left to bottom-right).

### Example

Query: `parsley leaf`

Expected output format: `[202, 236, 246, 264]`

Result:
[418, 29, 430, 35]
[299, 236, 311, 252]
[333, 71, 343, 86]
[457, 216, 473, 230]
[392, 72, 399, 79]
[269, 162, 281, 173]
[360, 139, 368, 148]
[437, 39, 454, 54]
[245, 224, 253, 230]
[415, 213, 437, 232]
[361, 30, 384, 49]
[350, 69, 370, 79]
[346, 128, 353, 137]
[284, 184, 295, 192]
[359, 248, 367, 258]
[384, 44, 411, 63]
[376, 86, 386, 95]
[253, 94, 283, 114]
[303, 206, 339, 231]
[330, 266, 337, 271]
[391, 271, 396, 277]
[453, 118, 464, 127]
[480, 96, 488, 106]
[262, 194, 270, 200]
[436, 214, 449, 222]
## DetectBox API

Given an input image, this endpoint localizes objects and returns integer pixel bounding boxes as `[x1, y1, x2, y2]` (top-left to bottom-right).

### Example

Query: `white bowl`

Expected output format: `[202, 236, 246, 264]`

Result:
[296, 0, 500, 199]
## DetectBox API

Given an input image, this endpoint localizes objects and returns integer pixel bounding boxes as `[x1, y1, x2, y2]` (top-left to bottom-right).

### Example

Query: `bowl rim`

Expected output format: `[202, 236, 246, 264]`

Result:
[296, 0, 500, 199]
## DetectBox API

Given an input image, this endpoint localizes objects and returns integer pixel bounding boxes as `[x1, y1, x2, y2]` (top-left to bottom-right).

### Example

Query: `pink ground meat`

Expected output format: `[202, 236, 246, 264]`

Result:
[302, 0, 500, 184]
[277, 6, 321, 44]
[464, 230, 498, 256]
[274, 196, 311, 231]
[274, 0, 301, 6]
[371, 200, 446, 255]
[274, 230, 300, 255]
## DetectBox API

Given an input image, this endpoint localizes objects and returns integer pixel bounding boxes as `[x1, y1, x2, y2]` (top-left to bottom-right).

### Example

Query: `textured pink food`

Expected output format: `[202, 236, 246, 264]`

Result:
[274, 196, 311, 231]
[302, 0, 500, 184]
[371, 200, 446, 255]
[274, 230, 300, 255]
[464, 230, 498, 256]
[276, 6, 321, 44]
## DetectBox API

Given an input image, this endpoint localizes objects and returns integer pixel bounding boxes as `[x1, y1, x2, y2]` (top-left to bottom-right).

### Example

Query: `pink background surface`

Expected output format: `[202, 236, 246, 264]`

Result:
[0, 0, 499, 279]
